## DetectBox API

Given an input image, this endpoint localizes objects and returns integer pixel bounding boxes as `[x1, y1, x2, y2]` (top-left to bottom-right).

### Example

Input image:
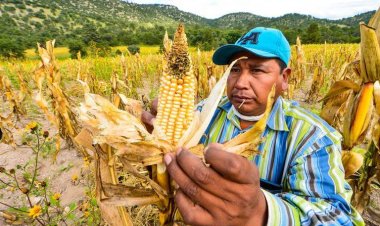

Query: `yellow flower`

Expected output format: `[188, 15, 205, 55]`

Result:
[7, 186, 15, 192]
[25, 122, 38, 132]
[52, 193, 61, 200]
[83, 157, 90, 168]
[84, 211, 90, 218]
[28, 205, 42, 219]
[71, 174, 78, 183]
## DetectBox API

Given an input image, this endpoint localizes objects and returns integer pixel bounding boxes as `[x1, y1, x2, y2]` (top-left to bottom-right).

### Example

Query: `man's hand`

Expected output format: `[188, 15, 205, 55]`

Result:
[141, 98, 158, 133]
[164, 143, 268, 226]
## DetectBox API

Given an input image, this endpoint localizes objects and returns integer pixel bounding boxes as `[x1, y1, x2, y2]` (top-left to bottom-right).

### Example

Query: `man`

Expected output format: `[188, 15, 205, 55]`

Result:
[143, 27, 364, 225]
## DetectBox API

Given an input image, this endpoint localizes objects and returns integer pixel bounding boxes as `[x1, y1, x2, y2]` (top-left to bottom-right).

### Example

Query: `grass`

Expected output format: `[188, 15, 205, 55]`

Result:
[25, 47, 71, 60]
[23, 45, 199, 60]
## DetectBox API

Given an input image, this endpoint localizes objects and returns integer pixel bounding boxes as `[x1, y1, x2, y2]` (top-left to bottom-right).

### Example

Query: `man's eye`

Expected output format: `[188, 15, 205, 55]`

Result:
[231, 67, 240, 73]
[251, 69, 263, 73]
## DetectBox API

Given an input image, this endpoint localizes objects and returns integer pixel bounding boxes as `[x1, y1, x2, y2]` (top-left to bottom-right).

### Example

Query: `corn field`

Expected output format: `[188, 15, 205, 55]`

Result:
[1, 14, 380, 225]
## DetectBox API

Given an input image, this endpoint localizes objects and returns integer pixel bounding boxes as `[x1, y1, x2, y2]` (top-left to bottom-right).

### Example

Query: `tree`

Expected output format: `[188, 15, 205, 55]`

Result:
[304, 23, 322, 44]
[0, 37, 25, 58]
[225, 30, 243, 44]
[128, 45, 140, 55]
[68, 40, 87, 59]
[81, 23, 101, 44]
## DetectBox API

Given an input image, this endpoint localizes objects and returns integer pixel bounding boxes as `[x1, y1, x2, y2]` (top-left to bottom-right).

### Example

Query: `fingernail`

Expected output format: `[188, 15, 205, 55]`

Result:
[176, 147, 183, 156]
[164, 154, 172, 165]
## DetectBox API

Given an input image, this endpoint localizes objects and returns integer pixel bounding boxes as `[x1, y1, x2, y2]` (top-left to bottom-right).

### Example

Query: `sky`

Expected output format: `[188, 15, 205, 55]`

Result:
[127, 0, 379, 20]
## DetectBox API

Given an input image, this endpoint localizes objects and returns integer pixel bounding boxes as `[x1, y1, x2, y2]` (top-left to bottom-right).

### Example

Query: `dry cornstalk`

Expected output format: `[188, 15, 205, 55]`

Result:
[320, 9, 380, 213]
[33, 40, 89, 159]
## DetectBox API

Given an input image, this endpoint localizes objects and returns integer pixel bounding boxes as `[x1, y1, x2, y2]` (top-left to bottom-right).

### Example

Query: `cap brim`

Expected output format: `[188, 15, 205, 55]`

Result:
[212, 44, 279, 65]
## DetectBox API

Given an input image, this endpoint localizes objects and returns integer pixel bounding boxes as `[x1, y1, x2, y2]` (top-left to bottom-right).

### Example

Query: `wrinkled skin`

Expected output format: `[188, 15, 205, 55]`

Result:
[141, 53, 291, 226]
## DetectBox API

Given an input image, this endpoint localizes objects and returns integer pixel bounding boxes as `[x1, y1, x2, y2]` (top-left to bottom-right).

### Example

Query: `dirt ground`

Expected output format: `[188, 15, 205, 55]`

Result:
[0, 113, 92, 225]
[0, 142, 86, 207]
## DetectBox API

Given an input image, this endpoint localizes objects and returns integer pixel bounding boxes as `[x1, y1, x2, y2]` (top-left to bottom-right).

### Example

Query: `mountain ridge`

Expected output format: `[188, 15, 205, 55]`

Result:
[0, 0, 376, 57]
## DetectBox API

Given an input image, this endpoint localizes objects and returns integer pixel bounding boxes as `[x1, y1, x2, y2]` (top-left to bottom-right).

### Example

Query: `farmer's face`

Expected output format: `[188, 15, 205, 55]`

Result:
[227, 52, 290, 116]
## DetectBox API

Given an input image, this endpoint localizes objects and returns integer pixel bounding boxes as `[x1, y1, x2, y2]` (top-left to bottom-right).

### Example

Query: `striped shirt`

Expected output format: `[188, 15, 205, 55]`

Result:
[198, 96, 364, 226]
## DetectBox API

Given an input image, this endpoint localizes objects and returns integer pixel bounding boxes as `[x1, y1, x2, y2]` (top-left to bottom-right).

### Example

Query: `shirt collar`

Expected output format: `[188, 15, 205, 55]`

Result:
[219, 96, 290, 132]
[266, 96, 289, 132]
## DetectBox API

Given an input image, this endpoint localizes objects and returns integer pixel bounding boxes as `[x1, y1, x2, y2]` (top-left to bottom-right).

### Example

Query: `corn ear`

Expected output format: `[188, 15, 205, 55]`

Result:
[349, 82, 374, 145]
[368, 7, 380, 45]
[342, 151, 364, 178]
[155, 24, 195, 146]
[360, 22, 380, 82]
[154, 24, 196, 225]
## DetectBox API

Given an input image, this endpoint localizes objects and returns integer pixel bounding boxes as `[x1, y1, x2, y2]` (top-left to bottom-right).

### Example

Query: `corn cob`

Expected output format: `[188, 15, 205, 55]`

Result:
[153, 24, 196, 225]
[155, 24, 195, 146]
[348, 82, 374, 146]
[360, 23, 380, 83]
[341, 151, 364, 177]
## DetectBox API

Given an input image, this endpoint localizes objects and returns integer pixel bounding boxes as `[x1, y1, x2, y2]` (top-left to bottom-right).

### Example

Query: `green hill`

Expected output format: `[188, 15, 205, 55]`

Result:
[0, 0, 376, 58]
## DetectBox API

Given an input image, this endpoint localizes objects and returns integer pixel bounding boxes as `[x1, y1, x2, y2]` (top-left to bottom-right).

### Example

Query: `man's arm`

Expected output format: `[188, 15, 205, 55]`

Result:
[262, 143, 364, 226]
[165, 143, 267, 226]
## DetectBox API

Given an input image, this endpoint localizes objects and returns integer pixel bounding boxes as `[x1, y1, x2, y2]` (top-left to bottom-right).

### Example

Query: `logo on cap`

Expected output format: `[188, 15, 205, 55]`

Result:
[237, 32, 261, 45]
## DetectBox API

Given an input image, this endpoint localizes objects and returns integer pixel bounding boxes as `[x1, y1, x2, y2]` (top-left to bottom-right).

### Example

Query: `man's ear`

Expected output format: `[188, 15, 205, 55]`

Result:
[281, 68, 291, 91]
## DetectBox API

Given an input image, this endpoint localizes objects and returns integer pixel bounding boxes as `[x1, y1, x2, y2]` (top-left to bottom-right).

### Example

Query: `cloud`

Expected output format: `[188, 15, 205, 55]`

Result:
[127, 0, 378, 19]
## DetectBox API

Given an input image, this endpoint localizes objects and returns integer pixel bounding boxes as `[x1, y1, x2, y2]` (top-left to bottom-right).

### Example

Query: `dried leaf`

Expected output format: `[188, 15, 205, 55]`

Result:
[118, 158, 167, 199]
[319, 80, 360, 102]
[118, 94, 143, 118]
[179, 57, 246, 148]
[74, 129, 96, 152]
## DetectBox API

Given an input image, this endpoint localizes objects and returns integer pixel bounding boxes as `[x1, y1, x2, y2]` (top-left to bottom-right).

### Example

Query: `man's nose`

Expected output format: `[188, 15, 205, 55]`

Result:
[234, 70, 250, 89]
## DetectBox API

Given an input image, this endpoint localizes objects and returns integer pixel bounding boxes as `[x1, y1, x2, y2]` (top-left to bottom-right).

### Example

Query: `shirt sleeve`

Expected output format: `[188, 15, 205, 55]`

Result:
[261, 140, 365, 226]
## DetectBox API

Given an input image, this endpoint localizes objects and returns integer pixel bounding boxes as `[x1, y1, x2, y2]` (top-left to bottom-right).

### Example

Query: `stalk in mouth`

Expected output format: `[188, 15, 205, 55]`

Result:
[238, 99, 246, 109]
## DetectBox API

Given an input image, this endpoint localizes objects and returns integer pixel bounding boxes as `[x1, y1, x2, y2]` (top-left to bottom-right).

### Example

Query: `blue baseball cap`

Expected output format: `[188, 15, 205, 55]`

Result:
[212, 27, 291, 66]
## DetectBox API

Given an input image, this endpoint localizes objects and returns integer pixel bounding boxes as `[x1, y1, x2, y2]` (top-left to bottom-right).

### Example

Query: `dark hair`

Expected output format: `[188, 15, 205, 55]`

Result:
[276, 59, 287, 73]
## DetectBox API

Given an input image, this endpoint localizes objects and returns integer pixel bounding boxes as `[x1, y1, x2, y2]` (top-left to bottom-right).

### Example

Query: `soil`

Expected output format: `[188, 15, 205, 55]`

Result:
[0, 114, 91, 225]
